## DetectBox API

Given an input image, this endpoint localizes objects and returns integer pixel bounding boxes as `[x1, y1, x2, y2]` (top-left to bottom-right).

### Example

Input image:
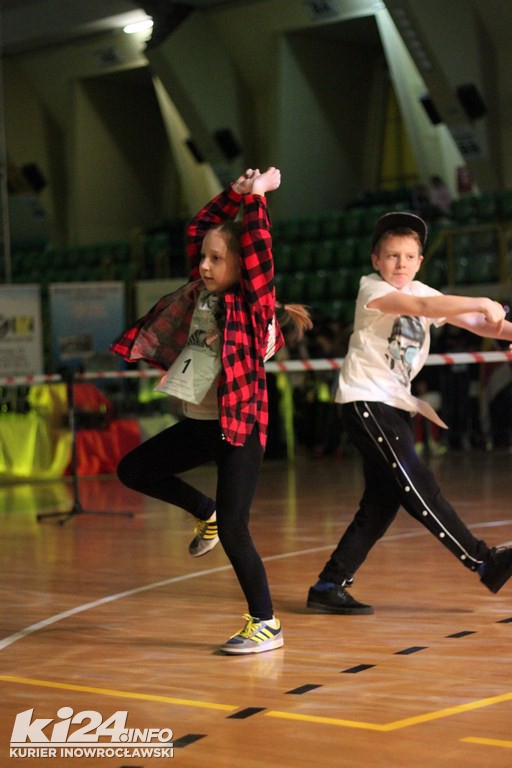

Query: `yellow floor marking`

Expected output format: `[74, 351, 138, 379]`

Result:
[0, 674, 237, 712]
[3, 674, 512, 734]
[266, 690, 512, 731]
[462, 737, 512, 749]
[265, 711, 388, 731]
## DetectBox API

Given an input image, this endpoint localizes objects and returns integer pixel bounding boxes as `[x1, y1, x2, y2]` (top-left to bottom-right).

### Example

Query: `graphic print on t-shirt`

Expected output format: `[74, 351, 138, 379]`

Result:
[386, 315, 425, 386]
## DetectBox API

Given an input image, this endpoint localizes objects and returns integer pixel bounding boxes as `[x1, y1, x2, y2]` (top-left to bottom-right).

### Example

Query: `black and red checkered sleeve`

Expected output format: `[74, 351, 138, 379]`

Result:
[238, 193, 274, 308]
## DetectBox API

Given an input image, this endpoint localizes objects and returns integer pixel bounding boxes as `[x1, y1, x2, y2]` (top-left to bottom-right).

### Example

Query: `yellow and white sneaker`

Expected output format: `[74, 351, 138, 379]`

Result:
[220, 614, 284, 655]
[188, 513, 219, 557]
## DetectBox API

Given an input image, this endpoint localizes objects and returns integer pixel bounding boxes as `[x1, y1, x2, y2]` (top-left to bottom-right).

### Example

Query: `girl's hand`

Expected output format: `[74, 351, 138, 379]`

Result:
[252, 166, 281, 196]
[232, 168, 260, 195]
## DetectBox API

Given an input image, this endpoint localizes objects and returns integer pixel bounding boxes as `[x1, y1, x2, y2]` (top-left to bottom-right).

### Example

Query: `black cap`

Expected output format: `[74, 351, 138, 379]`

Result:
[371, 211, 428, 250]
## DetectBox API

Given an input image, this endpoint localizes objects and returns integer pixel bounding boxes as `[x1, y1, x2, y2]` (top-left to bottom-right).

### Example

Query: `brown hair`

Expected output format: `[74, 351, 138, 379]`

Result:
[211, 223, 313, 339]
[276, 302, 313, 340]
[373, 227, 423, 255]
[212, 221, 243, 254]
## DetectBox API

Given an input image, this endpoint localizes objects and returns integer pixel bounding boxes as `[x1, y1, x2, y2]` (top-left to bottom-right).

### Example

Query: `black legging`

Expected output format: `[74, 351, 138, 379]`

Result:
[117, 418, 273, 619]
[319, 401, 490, 584]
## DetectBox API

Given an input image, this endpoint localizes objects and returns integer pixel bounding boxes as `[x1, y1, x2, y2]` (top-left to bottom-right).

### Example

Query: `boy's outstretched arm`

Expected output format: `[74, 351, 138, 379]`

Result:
[449, 310, 512, 341]
[370, 290, 512, 340]
[370, 291, 507, 336]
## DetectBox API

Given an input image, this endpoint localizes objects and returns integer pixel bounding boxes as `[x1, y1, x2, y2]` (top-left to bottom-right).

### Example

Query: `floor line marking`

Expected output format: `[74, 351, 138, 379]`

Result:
[0, 532, 431, 652]
[461, 736, 512, 749]
[1, 520, 510, 653]
[2, 677, 512, 734]
[0, 674, 237, 712]
[266, 690, 512, 732]
[265, 711, 388, 731]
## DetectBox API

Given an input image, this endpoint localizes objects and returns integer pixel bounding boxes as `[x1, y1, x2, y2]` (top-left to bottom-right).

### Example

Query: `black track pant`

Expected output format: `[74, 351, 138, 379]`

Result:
[117, 418, 272, 619]
[319, 401, 490, 584]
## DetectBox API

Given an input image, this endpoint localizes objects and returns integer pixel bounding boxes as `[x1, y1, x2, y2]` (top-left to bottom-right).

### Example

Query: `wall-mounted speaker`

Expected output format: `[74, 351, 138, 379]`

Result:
[185, 138, 205, 164]
[456, 83, 487, 120]
[419, 94, 442, 125]
[213, 128, 242, 161]
[21, 163, 47, 192]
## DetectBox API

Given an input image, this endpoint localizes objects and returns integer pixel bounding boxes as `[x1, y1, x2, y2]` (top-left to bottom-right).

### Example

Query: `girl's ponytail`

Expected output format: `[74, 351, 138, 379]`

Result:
[276, 302, 313, 339]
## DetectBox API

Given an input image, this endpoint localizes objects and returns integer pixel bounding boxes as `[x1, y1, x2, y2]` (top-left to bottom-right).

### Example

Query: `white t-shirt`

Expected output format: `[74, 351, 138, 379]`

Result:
[152, 289, 221, 420]
[336, 273, 446, 424]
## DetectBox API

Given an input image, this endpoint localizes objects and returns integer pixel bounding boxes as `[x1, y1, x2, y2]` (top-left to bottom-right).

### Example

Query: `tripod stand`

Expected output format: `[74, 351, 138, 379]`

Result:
[37, 368, 134, 525]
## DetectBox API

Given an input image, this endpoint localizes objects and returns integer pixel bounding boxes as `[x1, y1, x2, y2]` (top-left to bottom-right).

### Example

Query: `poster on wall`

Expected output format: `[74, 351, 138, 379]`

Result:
[49, 282, 125, 371]
[0, 284, 43, 377]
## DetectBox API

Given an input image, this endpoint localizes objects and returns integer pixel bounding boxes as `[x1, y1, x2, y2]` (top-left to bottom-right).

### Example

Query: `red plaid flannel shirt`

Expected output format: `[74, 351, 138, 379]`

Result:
[110, 184, 284, 448]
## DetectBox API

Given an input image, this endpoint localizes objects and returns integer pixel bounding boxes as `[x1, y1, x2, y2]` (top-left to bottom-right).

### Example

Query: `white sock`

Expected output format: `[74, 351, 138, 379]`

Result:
[265, 617, 279, 629]
[207, 510, 216, 522]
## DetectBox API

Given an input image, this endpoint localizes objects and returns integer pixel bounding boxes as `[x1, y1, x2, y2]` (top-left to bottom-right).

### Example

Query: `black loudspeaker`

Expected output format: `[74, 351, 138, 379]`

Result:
[185, 139, 205, 164]
[22, 163, 47, 192]
[213, 128, 242, 161]
[456, 83, 487, 120]
[419, 94, 442, 125]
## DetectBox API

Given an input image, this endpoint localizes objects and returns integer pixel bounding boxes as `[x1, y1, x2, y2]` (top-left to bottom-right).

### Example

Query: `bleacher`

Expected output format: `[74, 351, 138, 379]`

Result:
[7, 188, 512, 327]
[272, 189, 512, 319]
[9, 218, 189, 287]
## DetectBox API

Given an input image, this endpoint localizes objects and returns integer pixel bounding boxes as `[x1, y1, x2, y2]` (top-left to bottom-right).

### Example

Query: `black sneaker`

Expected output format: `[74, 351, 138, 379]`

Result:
[306, 585, 374, 615]
[480, 547, 512, 593]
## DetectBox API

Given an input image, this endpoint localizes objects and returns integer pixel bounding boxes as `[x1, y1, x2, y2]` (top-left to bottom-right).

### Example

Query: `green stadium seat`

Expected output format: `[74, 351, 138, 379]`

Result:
[299, 215, 322, 240]
[470, 252, 499, 283]
[271, 220, 285, 241]
[324, 268, 352, 299]
[277, 218, 302, 242]
[305, 270, 329, 303]
[453, 255, 471, 283]
[333, 237, 356, 266]
[451, 233, 472, 256]
[273, 272, 285, 294]
[474, 192, 497, 221]
[273, 243, 292, 273]
[496, 189, 512, 220]
[294, 242, 314, 271]
[353, 235, 373, 266]
[323, 299, 355, 323]
[472, 229, 497, 253]
[342, 208, 364, 237]
[312, 242, 334, 270]
[348, 266, 367, 295]
[421, 256, 447, 289]
[361, 204, 389, 234]
[284, 271, 307, 302]
[319, 211, 345, 240]
[450, 195, 477, 223]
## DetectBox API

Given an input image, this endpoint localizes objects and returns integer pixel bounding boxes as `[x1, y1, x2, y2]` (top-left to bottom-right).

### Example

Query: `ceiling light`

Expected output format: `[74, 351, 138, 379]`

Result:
[123, 19, 153, 34]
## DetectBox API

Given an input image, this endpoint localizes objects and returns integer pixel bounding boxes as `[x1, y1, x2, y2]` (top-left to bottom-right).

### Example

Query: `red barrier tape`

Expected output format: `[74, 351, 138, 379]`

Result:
[1, 350, 512, 386]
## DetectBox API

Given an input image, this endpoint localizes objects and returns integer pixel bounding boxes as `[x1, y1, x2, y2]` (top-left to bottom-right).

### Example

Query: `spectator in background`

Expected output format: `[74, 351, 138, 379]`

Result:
[437, 325, 476, 450]
[480, 338, 512, 450]
[413, 374, 446, 456]
[429, 175, 453, 217]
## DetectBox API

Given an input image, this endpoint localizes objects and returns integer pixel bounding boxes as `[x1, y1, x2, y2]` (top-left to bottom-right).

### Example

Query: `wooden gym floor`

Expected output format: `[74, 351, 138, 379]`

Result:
[1, 449, 512, 767]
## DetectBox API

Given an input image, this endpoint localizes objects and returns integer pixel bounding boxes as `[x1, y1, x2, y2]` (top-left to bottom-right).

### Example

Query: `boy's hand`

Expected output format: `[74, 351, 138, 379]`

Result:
[252, 166, 281, 196]
[481, 298, 506, 332]
[232, 168, 260, 195]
